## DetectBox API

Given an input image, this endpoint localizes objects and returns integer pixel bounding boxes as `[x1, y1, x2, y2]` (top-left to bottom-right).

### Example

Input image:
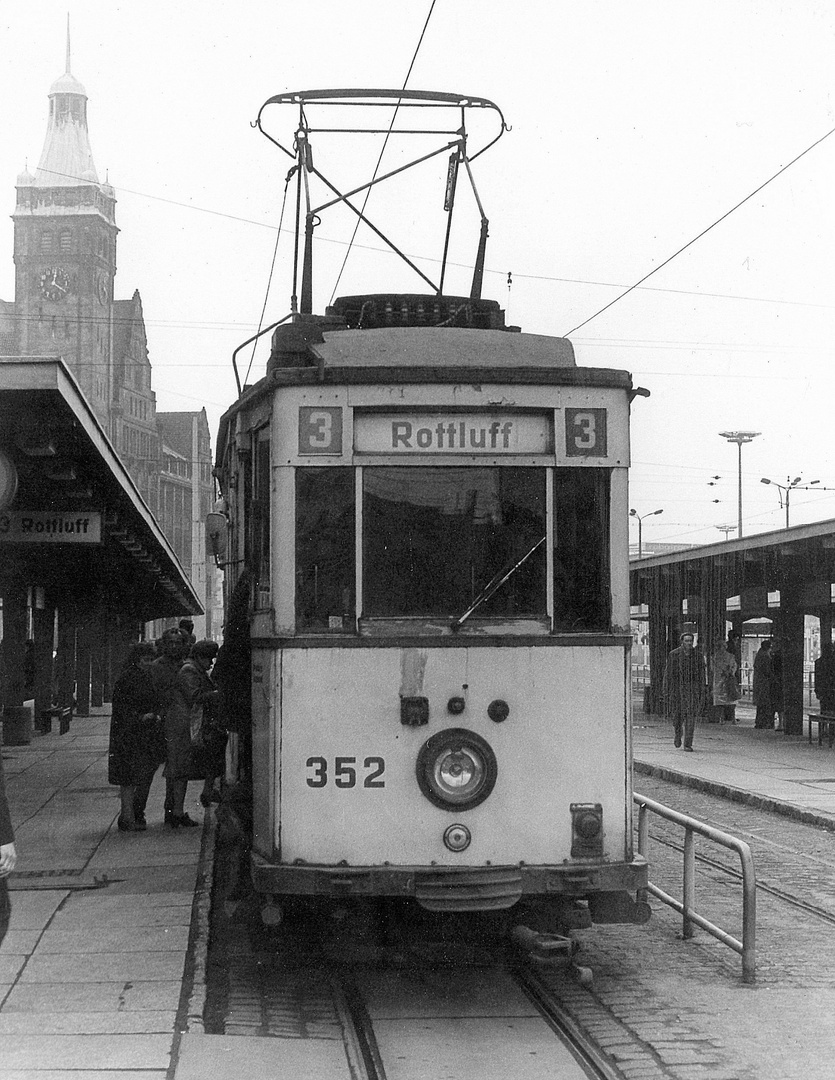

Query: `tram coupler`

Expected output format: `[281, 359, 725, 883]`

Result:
[511, 924, 576, 962]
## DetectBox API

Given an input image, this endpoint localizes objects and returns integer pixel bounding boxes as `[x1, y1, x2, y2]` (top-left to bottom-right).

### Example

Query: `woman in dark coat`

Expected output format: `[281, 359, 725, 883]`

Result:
[164, 639, 221, 828]
[109, 642, 164, 831]
[0, 750, 16, 945]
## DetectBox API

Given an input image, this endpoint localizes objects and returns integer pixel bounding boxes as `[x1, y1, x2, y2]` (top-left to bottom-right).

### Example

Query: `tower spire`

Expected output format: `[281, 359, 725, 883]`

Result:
[66, 14, 71, 74]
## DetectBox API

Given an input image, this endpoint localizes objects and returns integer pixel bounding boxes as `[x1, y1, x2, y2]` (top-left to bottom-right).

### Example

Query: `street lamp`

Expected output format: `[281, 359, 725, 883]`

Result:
[760, 476, 818, 528]
[719, 431, 761, 539]
[629, 508, 663, 559]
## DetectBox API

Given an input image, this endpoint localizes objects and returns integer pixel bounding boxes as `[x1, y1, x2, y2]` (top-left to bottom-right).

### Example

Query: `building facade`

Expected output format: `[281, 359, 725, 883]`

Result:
[1, 47, 220, 640]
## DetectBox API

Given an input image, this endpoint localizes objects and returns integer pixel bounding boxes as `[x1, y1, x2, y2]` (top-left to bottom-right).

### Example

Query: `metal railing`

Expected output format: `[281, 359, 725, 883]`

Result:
[634, 792, 757, 984]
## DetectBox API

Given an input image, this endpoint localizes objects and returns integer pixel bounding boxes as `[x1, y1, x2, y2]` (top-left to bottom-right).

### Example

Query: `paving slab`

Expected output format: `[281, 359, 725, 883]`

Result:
[174, 1032, 349, 1080]
[0, 1073, 166, 1080]
[35, 924, 190, 953]
[3, 979, 183, 1013]
[19, 950, 187, 983]
[0, 1009, 176, 1034]
[0, 1033, 171, 1070]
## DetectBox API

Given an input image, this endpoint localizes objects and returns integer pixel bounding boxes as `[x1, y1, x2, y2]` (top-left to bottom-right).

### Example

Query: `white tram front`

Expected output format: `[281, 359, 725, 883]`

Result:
[215, 293, 649, 932]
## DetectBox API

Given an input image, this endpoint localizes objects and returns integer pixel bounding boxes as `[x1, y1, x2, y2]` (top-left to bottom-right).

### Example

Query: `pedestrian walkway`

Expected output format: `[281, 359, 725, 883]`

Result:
[0, 706, 211, 1078]
[634, 704, 835, 830]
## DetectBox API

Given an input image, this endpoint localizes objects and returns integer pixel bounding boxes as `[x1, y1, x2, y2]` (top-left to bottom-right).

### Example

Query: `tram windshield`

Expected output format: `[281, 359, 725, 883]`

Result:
[295, 465, 610, 632]
[364, 467, 546, 618]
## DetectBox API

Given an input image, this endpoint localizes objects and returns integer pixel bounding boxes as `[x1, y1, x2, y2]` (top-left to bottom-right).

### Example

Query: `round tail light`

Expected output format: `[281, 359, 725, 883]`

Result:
[416, 728, 497, 811]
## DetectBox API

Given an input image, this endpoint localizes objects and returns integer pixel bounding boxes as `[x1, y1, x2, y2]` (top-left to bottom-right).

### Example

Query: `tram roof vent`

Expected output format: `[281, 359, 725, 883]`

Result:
[326, 293, 514, 332]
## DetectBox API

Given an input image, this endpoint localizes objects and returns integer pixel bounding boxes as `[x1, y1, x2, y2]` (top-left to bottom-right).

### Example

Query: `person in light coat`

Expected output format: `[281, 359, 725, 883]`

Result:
[712, 638, 740, 724]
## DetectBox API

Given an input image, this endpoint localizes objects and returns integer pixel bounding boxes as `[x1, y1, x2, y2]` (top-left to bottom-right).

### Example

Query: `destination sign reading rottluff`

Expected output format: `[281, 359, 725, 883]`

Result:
[0, 511, 102, 544]
[354, 413, 551, 454]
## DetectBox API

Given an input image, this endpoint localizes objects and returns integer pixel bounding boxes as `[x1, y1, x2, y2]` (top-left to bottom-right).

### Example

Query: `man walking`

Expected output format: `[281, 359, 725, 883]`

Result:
[664, 632, 707, 751]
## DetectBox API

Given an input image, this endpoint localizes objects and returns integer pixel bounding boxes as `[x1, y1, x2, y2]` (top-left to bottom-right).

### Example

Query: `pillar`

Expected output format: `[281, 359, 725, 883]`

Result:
[54, 602, 77, 711]
[778, 606, 805, 736]
[75, 616, 92, 717]
[32, 596, 55, 728]
[0, 584, 27, 709]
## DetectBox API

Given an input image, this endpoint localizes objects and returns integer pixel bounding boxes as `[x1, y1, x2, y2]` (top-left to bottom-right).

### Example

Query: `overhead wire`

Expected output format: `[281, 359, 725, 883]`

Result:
[18, 168, 835, 314]
[561, 122, 835, 337]
[327, 0, 437, 305]
[244, 171, 292, 387]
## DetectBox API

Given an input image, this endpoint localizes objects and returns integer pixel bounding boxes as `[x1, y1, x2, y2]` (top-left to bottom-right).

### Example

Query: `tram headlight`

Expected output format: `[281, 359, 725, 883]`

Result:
[416, 728, 498, 811]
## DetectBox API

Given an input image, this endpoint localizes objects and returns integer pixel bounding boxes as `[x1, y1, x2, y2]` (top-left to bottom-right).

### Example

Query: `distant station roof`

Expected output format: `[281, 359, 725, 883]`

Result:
[0, 357, 201, 620]
[631, 519, 835, 618]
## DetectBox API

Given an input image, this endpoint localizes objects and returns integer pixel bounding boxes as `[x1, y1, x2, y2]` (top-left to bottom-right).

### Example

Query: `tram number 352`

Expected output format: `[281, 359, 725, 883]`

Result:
[306, 756, 386, 788]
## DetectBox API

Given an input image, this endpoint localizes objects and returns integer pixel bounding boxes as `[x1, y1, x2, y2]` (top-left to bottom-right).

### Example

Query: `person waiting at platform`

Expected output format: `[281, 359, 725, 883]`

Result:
[151, 627, 191, 826]
[109, 642, 164, 832]
[753, 639, 776, 729]
[712, 638, 740, 724]
[814, 642, 835, 716]
[663, 632, 707, 751]
[165, 639, 222, 828]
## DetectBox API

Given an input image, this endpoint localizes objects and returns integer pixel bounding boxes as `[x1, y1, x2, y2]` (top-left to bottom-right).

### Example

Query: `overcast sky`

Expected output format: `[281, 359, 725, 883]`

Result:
[2, 1, 833, 546]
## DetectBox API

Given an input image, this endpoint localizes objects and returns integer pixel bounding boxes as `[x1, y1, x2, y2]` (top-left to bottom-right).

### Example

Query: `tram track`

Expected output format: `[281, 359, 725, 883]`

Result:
[647, 827, 835, 927]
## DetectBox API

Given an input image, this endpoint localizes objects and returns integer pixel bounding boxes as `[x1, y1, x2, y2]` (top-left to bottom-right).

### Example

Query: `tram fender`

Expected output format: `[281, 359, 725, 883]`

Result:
[587, 891, 651, 925]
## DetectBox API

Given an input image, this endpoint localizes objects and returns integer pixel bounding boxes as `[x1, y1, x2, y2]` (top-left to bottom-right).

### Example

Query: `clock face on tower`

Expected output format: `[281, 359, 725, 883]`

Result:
[38, 266, 71, 302]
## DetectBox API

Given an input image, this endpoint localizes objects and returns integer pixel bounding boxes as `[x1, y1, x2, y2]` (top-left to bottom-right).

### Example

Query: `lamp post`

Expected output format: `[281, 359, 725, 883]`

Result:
[760, 476, 818, 528]
[719, 431, 761, 539]
[629, 507, 663, 559]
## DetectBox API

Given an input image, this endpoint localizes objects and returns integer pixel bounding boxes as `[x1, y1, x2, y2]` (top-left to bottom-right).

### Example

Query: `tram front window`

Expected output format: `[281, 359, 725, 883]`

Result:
[296, 467, 355, 631]
[363, 467, 546, 618]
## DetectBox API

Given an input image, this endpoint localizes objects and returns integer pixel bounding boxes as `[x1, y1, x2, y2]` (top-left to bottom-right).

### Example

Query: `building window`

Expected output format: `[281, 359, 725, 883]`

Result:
[40, 232, 53, 254]
[59, 231, 72, 253]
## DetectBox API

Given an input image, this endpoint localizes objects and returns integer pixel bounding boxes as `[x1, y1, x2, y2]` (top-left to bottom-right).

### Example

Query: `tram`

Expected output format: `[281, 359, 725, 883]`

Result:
[212, 90, 649, 935]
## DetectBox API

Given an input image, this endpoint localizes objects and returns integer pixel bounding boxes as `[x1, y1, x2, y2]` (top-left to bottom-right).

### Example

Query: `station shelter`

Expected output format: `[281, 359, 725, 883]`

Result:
[630, 519, 835, 735]
[0, 357, 202, 738]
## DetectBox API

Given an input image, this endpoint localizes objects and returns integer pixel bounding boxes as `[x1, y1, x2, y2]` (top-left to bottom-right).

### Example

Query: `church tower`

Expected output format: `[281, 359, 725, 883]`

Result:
[12, 30, 118, 431]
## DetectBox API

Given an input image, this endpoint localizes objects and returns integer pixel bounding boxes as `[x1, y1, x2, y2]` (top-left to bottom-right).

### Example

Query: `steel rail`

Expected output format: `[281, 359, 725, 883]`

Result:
[634, 792, 757, 984]
[514, 964, 630, 1080]
[331, 973, 388, 1080]
[648, 827, 835, 927]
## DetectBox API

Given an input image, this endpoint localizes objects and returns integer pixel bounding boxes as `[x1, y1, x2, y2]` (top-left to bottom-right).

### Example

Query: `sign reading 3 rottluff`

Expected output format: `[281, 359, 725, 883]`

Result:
[0, 511, 102, 543]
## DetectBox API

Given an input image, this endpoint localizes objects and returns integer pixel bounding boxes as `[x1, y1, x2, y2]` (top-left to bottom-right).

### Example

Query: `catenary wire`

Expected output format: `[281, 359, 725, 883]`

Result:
[24, 167, 833, 314]
[562, 122, 835, 337]
[327, 0, 437, 306]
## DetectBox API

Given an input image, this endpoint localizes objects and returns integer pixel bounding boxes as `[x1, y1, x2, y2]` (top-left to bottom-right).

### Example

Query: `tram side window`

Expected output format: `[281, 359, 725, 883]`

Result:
[296, 468, 355, 631]
[363, 467, 546, 618]
[553, 468, 610, 632]
[250, 428, 271, 606]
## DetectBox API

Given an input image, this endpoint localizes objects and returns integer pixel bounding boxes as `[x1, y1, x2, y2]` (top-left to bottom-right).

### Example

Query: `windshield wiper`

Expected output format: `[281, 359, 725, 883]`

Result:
[450, 536, 546, 631]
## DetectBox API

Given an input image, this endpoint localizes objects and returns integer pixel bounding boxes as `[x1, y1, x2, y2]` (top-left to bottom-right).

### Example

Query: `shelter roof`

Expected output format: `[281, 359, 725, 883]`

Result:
[0, 357, 202, 619]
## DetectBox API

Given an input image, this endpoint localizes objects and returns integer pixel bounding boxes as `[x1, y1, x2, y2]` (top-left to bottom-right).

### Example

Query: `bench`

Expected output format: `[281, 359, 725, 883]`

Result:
[38, 705, 74, 735]
[808, 713, 835, 747]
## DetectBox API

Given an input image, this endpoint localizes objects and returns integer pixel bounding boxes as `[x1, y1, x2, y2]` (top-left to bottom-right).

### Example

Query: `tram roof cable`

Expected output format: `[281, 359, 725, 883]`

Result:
[561, 121, 835, 338]
[327, 0, 437, 307]
[243, 171, 293, 389]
